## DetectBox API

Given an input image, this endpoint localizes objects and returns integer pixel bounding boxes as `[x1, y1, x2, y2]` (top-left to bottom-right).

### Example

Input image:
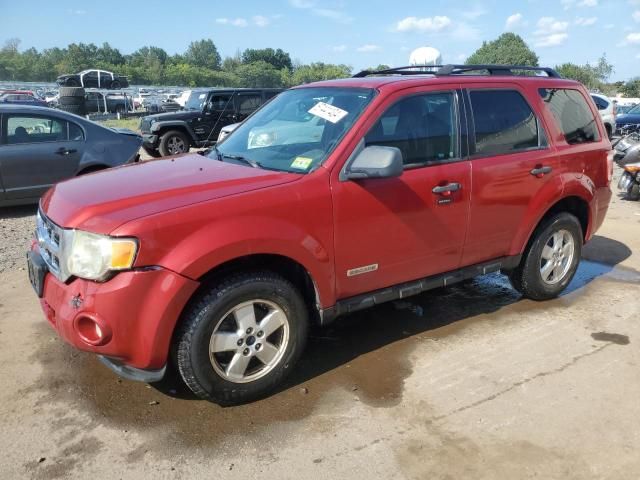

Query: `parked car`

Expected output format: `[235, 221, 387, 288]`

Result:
[28, 65, 612, 405]
[616, 104, 636, 115]
[0, 104, 142, 206]
[0, 92, 48, 107]
[616, 104, 640, 134]
[216, 122, 240, 143]
[56, 69, 129, 89]
[139, 88, 282, 157]
[590, 93, 616, 139]
[84, 92, 133, 114]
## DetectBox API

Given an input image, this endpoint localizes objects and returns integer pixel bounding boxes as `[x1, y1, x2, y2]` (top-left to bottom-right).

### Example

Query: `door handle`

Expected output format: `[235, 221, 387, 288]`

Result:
[530, 166, 552, 177]
[432, 182, 461, 195]
[55, 148, 77, 156]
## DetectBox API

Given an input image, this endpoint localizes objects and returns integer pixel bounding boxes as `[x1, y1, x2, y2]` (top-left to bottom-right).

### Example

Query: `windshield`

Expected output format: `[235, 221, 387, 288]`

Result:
[185, 91, 208, 110]
[211, 87, 375, 173]
[626, 104, 640, 114]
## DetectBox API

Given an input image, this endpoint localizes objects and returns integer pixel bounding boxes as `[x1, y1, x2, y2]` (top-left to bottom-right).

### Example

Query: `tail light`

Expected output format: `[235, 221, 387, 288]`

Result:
[607, 150, 614, 184]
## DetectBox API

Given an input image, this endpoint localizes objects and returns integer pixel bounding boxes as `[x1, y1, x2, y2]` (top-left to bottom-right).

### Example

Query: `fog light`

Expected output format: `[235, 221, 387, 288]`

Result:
[74, 314, 111, 346]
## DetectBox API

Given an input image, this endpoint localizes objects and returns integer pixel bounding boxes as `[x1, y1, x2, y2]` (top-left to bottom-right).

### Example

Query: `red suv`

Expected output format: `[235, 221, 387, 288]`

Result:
[28, 65, 613, 405]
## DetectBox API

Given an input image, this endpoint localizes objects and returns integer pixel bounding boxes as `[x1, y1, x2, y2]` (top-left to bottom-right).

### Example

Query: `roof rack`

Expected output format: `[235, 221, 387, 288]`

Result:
[352, 64, 562, 79]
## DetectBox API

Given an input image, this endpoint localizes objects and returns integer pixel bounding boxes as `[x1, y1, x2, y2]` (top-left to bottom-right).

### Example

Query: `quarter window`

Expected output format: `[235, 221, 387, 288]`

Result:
[365, 92, 458, 167]
[469, 90, 542, 156]
[6, 116, 67, 145]
[539, 88, 600, 144]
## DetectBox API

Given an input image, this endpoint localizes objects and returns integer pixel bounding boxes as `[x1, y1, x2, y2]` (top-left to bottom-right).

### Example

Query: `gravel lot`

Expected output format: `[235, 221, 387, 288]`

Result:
[1, 169, 639, 479]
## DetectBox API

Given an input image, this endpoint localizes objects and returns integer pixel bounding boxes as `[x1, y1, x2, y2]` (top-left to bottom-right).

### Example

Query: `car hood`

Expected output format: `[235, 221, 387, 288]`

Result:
[616, 114, 640, 124]
[145, 110, 199, 123]
[41, 153, 302, 234]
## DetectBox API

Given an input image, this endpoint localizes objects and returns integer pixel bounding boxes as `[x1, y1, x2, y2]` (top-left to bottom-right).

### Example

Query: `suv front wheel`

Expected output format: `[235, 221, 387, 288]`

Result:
[507, 212, 583, 300]
[175, 272, 308, 405]
[159, 130, 190, 156]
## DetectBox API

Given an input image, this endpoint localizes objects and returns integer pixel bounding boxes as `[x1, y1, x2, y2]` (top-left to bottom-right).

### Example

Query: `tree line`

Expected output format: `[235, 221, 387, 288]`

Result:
[2, 34, 639, 96]
[0, 38, 351, 88]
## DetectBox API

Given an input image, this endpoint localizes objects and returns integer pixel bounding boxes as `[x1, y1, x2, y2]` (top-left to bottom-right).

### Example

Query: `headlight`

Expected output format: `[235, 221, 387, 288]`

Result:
[66, 231, 138, 281]
[248, 131, 277, 149]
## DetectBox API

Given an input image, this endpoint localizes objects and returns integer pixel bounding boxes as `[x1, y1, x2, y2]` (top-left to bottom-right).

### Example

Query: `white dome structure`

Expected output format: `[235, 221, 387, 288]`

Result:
[409, 47, 442, 67]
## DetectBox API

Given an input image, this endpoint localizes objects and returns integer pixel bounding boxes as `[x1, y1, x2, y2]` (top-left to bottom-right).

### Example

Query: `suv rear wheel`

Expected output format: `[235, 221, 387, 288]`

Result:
[159, 130, 190, 156]
[507, 212, 582, 300]
[175, 272, 308, 405]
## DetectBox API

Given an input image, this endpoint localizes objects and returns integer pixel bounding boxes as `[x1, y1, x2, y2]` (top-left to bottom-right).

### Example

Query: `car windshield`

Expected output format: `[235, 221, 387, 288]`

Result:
[626, 104, 640, 114]
[185, 91, 208, 110]
[211, 87, 375, 173]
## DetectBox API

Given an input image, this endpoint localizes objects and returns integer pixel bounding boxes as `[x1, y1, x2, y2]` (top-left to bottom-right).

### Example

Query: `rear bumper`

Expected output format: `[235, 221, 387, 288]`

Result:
[36, 260, 199, 372]
[589, 186, 612, 240]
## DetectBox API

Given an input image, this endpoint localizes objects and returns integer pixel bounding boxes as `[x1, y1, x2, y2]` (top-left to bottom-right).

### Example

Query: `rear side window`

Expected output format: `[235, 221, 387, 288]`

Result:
[236, 94, 262, 115]
[469, 90, 542, 156]
[539, 88, 600, 144]
[6, 115, 66, 145]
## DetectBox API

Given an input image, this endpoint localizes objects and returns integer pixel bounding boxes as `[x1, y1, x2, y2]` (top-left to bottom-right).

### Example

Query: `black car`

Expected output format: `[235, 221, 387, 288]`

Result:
[139, 88, 282, 157]
[56, 69, 129, 89]
[0, 105, 142, 206]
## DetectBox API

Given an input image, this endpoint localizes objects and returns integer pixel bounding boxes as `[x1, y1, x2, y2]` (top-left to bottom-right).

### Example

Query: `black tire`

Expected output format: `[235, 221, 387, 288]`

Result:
[508, 212, 582, 300]
[626, 183, 640, 201]
[59, 86, 85, 97]
[58, 95, 84, 106]
[142, 145, 162, 158]
[111, 80, 121, 90]
[606, 124, 613, 140]
[175, 271, 309, 405]
[58, 104, 86, 116]
[158, 130, 190, 156]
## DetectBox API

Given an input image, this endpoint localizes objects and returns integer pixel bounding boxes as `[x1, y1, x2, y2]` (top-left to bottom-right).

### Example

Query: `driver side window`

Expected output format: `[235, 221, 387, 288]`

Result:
[365, 92, 458, 168]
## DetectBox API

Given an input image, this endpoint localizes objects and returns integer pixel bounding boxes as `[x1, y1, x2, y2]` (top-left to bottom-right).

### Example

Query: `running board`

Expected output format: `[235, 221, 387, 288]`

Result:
[319, 255, 521, 326]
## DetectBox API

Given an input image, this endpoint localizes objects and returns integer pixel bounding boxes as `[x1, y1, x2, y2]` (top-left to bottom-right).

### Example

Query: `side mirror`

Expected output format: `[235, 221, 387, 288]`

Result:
[345, 146, 403, 180]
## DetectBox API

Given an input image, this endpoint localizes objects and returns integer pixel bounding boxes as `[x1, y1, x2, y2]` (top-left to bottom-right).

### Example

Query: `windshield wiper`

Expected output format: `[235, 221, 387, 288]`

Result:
[220, 153, 262, 169]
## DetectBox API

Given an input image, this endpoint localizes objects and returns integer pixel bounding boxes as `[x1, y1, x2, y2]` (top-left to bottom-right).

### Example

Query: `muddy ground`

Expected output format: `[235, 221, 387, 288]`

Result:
[1, 184, 639, 479]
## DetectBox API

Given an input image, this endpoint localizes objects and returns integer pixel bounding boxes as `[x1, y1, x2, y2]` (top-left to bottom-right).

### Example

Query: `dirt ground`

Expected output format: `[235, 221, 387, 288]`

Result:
[1, 181, 639, 479]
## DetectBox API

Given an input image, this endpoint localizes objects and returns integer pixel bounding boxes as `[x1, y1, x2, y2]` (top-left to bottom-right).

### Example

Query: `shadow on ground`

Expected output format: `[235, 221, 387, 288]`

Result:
[0, 205, 37, 219]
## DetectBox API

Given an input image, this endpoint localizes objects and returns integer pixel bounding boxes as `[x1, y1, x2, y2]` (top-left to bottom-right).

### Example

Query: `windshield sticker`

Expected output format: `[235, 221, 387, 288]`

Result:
[291, 156, 313, 170]
[308, 102, 348, 124]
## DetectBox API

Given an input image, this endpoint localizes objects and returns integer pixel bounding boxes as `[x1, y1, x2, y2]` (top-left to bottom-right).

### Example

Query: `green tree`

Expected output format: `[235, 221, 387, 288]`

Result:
[241, 48, 292, 70]
[184, 39, 221, 70]
[290, 62, 351, 84]
[620, 78, 640, 98]
[466, 33, 538, 66]
[234, 61, 286, 87]
[555, 55, 614, 90]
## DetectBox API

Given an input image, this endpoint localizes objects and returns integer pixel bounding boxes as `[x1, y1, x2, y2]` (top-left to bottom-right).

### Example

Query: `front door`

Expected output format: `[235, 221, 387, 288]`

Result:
[192, 93, 235, 142]
[0, 114, 83, 200]
[332, 89, 471, 298]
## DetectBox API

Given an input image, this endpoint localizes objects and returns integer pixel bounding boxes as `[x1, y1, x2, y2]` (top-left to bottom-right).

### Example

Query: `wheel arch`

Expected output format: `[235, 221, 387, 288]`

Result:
[188, 253, 322, 325]
[512, 194, 591, 257]
[152, 122, 197, 143]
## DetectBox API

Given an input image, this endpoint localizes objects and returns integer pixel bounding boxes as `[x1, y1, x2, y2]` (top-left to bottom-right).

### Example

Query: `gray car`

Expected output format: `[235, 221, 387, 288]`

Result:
[0, 105, 142, 207]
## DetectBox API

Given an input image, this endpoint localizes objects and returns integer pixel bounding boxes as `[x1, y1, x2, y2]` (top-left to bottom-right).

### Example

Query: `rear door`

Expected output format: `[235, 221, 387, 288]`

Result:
[461, 84, 561, 266]
[0, 113, 83, 200]
[332, 87, 472, 298]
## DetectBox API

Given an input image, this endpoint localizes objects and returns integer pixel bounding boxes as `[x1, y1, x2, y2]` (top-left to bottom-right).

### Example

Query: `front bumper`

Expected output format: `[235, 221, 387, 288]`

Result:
[142, 133, 159, 149]
[33, 246, 199, 373]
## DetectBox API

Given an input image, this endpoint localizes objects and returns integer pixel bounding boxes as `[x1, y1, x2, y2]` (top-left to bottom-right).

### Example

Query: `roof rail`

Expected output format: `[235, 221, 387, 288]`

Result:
[352, 64, 562, 79]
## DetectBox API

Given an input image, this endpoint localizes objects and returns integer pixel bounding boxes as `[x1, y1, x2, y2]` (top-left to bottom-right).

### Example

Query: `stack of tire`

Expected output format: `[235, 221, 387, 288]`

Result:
[57, 87, 86, 116]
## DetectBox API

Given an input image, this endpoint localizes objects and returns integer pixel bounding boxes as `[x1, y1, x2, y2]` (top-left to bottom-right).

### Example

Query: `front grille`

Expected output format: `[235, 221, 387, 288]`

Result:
[139, 118, 151, 133]
[36, 210, 67, 281]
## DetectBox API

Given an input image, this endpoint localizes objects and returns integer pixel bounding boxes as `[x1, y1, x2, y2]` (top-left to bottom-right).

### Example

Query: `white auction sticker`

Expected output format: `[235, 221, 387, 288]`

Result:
[308, 101, 348, 124]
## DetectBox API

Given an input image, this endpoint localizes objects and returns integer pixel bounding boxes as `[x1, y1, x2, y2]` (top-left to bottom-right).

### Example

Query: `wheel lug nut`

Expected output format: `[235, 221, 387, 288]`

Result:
[237, 339, 244, 346]
[257, 331, 264, 338]
[255, 343, 262, 350]
[246, 327, 253, 335]
[243, 348, 250, 356]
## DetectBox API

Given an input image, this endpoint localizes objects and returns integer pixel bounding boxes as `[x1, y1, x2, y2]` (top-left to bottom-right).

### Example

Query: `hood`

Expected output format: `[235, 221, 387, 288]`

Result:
[145, 110, 198, 123]
[616, 113, 640, 125]
[110, 127, 142, 139]
[41, 154, 301, 234]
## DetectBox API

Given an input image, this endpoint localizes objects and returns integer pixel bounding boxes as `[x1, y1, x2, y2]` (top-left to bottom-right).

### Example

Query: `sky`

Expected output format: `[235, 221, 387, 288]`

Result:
[2, 0, 640, 81]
